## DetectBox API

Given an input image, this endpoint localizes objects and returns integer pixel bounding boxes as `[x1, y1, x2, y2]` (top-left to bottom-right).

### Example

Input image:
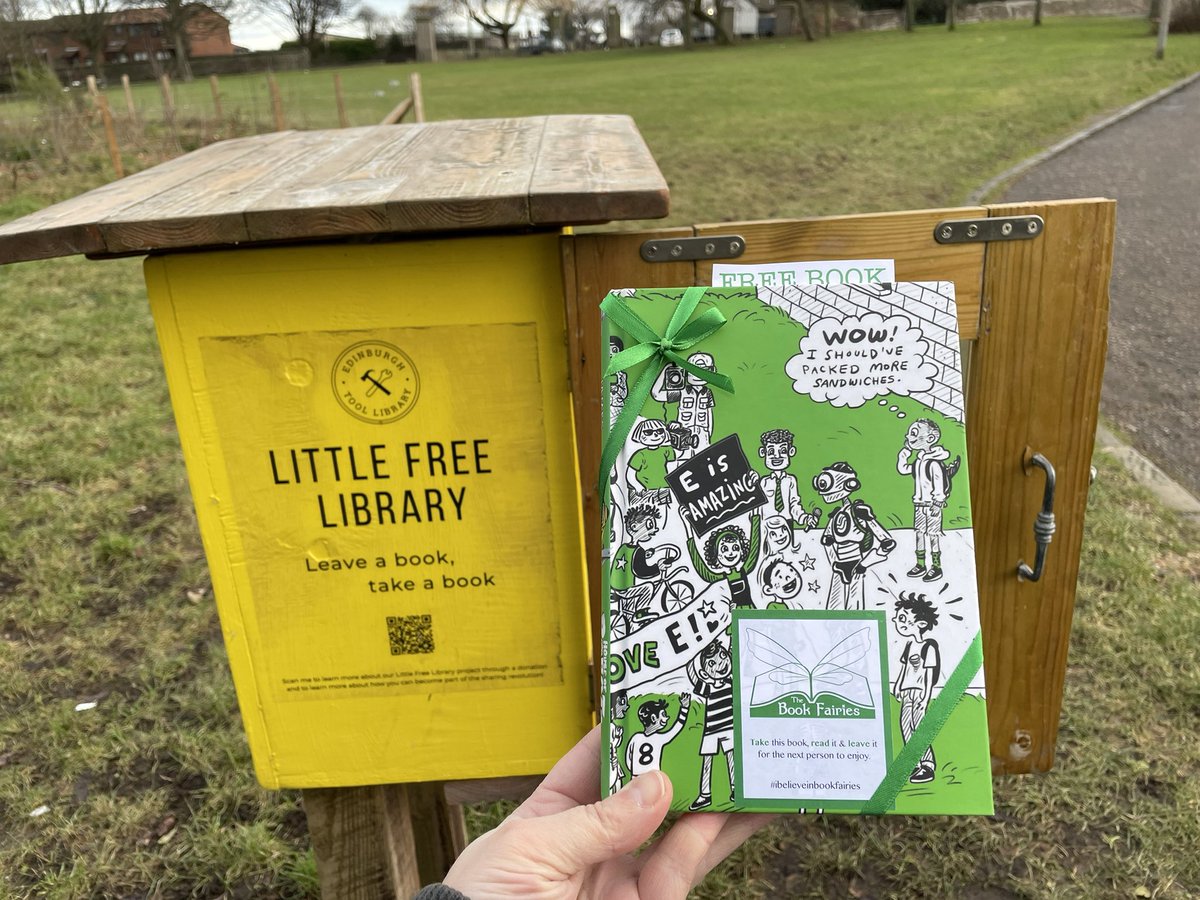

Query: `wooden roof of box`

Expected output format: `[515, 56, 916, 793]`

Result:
[0, 115, 669, 264]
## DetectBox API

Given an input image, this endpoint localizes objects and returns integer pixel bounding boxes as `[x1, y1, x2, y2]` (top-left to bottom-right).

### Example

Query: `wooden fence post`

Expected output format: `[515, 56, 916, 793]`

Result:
[334, 72, 350, 128]
[159, 73, 175, 124]
[95, 92, 124, 178]
[210, 73, 223, 121]
[410, 72, 425, 123]
[86, 74, 98, 98]
[268, 72, 286, 132]
[121, 74, 136, 117]
[159, 72, 180, 150]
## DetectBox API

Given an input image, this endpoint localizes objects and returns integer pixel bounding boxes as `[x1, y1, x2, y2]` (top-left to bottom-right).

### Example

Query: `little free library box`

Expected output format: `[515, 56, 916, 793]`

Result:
[0, 115, 673, 791]
[0, 112, 1114, 888]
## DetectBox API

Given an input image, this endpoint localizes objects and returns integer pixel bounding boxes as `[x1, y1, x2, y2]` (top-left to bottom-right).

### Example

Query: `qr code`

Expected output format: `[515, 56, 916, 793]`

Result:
[387, 615, 434, 655]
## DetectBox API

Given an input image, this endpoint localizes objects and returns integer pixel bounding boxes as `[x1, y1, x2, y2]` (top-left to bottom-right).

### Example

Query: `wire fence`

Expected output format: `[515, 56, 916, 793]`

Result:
[0, 66, 428, 192]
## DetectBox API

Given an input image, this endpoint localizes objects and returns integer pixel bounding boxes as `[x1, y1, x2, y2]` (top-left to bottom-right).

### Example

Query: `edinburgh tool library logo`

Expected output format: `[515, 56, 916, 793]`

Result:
[332, 340, 420, 424]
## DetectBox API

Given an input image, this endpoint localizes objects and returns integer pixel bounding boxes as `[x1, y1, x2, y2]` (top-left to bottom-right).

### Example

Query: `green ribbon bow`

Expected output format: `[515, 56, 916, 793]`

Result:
[599, 286, 734, 502]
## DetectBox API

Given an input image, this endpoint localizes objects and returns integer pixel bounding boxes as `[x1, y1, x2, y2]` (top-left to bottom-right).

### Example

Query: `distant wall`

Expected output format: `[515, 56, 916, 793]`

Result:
[785, 0, 1149, 34]
[98, 50, 310, 85]
[959, 0, 1151, 21]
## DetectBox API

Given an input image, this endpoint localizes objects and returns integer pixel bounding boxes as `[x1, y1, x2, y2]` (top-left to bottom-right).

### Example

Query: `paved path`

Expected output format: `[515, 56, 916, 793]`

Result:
[1001, 77, 1200, 498]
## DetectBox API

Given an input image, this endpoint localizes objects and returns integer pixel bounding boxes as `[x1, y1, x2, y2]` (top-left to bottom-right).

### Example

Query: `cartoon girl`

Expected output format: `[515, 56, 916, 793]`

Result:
[687, 515, 762, 609]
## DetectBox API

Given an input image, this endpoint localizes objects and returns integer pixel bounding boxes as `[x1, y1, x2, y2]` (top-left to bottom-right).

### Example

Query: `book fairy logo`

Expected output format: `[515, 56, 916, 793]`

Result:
[332, 340, 420, 424]
[747, 627, 876, 720]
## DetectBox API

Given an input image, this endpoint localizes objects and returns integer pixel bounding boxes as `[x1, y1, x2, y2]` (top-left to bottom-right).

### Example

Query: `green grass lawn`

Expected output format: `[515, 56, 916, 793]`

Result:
[1, 17, 1200, 899]
[2, 17, 1200, 223]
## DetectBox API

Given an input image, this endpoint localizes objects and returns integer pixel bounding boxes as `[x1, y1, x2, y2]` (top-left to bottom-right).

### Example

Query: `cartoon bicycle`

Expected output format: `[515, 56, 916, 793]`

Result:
[611, 549, 695, 631]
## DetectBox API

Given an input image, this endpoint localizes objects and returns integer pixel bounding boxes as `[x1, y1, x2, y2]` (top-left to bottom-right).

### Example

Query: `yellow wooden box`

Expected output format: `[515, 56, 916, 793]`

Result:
[0, 115, 671, 789]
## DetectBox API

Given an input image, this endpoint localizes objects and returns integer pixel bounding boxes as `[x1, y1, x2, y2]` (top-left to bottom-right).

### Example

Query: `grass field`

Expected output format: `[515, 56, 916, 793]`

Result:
[1, 17, 1200, 899]
[3, 17, 1200, 223]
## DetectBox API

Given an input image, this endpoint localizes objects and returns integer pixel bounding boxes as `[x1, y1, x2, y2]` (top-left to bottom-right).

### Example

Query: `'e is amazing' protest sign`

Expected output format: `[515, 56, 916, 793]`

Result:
[666, 435, 767, 537]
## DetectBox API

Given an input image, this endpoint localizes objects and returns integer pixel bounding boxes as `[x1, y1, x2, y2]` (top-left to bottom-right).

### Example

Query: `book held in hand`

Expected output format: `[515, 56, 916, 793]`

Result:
[600, 282, 993, 815]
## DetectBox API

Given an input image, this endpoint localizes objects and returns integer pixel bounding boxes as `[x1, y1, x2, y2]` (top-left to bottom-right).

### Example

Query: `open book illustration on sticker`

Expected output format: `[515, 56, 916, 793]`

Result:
[747, 626, 876, 715]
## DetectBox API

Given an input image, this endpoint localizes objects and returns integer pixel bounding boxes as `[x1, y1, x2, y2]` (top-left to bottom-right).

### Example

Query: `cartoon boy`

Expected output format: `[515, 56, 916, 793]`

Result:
[891, 592, 941, 784]
[688, 639, 735, 809]
[652, 352, 718, 459]
[760, 558, 806, 609]
[626, 419, 676, 505]
[759, 429, 819, 534]
[896, 419, 960, 582]
[611, 689, 630, 723]
[813, 462, 896, 610]
[687, 515, 762, 610]
[625, 694, 692, 778]
[610, 504, 679, 592]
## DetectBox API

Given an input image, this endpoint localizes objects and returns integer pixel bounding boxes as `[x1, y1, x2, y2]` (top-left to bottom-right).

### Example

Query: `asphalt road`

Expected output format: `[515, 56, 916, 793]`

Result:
[1001, 77, 1200, 498]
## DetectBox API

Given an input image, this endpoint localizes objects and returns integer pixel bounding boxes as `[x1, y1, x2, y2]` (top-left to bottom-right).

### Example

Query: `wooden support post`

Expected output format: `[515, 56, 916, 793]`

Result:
[86, 74, 98, 97]
[379, 97, 413, 125]
[268, 72, 286, 132]
[334, 72, 350, 128]
[121, 74, 135, 117]
[210, 73, 223, 121]
[410, 72, 425, 123]
[95, 93, 124, 179]
[304, 783, 469, 900]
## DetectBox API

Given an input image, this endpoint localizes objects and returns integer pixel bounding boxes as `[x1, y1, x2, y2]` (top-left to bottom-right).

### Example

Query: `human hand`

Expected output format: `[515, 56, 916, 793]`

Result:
[442, 727, 773, 900]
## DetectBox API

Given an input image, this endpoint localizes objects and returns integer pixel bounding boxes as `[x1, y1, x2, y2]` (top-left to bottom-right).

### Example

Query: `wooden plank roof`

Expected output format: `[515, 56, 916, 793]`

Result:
[0, 115, 670, 264]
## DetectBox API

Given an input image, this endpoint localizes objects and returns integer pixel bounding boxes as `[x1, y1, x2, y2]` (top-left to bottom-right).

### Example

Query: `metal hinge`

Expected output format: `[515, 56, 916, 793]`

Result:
[640, 235, 746, 263]
[934, 215, 1044, 244]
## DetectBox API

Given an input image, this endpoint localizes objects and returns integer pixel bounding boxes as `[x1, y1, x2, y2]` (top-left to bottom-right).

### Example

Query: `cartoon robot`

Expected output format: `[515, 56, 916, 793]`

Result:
[812, 462, 896, 610]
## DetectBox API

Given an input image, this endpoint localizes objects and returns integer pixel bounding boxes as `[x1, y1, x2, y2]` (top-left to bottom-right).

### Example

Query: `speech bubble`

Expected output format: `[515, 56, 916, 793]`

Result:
[785, 313, 937, 408]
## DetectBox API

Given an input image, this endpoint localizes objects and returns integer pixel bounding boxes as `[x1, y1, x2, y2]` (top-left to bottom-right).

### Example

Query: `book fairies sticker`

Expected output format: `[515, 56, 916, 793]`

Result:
[734, 611, 891, 805]
[600, 283, 992, 817]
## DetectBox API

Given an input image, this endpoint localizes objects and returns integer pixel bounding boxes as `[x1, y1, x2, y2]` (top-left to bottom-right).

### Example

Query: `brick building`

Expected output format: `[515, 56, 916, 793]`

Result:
[17, 4, 232, 78]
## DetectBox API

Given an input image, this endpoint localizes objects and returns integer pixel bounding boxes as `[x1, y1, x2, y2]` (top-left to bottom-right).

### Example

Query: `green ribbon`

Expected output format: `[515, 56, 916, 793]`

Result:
[599, 287, 734, 502]
[862, 631, 985, 815]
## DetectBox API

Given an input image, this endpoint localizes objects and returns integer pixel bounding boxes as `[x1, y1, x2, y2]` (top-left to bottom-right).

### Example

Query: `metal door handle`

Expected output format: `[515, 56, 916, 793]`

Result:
[1017, 453, 1056, 582]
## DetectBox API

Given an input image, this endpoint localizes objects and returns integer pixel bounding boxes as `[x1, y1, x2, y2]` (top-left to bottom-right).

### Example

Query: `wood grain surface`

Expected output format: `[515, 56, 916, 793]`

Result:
[970, 198, 1113, 774]
[0, 116, 669, 263]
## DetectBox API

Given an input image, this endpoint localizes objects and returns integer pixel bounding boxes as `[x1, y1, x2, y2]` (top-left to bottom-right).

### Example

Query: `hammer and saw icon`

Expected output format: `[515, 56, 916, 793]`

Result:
[360, 368, 393, 397]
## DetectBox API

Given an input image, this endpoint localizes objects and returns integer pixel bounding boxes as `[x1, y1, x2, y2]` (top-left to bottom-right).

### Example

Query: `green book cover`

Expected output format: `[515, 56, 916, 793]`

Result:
[600, 283, 993, 815]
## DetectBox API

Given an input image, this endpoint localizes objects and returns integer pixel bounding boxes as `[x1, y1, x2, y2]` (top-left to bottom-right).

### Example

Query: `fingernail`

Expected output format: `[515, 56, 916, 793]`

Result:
[623, 771, 666, 808]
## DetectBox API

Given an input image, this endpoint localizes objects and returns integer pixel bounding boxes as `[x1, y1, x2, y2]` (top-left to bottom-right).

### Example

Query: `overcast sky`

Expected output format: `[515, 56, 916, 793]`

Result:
[232, 1, 433, 51]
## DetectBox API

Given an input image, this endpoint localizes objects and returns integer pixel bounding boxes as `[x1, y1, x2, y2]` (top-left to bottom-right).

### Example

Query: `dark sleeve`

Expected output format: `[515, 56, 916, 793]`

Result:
[632, 546, 661, 579]
[414, 885, 470, 900]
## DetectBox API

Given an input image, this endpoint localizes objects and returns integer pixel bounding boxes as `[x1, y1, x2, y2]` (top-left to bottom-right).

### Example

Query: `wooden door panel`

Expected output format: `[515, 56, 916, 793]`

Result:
[562, 200, 1113, 773]
[972, 199, 1113, 773]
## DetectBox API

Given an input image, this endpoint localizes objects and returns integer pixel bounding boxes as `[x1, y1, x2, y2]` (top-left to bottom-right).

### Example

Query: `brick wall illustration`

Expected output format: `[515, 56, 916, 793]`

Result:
[759, 281, 965, 423]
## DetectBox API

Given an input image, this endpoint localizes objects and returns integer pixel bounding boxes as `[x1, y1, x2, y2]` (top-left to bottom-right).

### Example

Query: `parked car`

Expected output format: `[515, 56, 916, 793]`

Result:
[658, 27, 684, 46]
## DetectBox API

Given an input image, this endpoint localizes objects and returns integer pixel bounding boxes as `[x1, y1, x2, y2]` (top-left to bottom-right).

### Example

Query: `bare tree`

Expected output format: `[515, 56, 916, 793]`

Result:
[122, 0, 240, 82]
[355, 1, 380, 38]
[49, 0, 113, 80]
[636, 0, 732, 46]
[458, 0, 529, 48]
[263, 0, 350, 54]
[0, 0, 41, 71]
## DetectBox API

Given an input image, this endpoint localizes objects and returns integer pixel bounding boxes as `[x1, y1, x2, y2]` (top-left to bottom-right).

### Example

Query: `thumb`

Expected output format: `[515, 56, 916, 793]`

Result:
[520, 771, 673, 874]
